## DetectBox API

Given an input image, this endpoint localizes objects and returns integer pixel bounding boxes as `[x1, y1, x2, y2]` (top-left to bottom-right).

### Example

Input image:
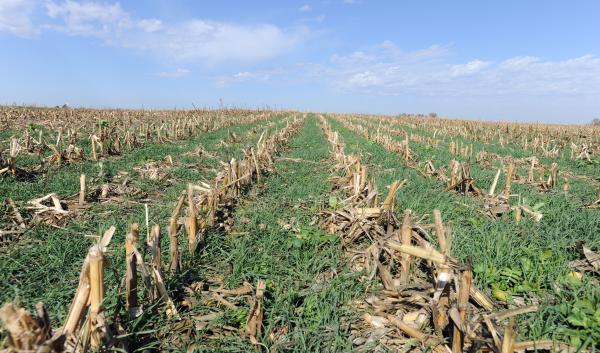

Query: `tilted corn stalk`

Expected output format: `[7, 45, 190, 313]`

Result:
[0, 116, 305, 352]
[318, 117, 575, 353]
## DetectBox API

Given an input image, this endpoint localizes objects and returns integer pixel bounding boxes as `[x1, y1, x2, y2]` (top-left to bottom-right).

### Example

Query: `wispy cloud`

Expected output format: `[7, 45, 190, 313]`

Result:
[39, 1, 307, 63]
[156, 68, 191, 78]
[299, 4, 311, 12]
[0, 0, 38, 37]
[216, 68, 286, 86]
[314, 41, 600, 97]
[450, 60, 492, 78]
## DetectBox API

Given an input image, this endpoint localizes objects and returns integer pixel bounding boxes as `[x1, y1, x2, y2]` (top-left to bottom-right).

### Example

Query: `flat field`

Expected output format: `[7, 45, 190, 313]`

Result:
[1, 107, 599, 352]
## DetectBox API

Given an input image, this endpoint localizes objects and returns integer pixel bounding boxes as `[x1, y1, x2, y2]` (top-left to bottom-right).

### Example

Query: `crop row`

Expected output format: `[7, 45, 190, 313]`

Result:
[0, 114, 304, 352]
[324, 115, 600, 347]
[347, 114, 600, 182]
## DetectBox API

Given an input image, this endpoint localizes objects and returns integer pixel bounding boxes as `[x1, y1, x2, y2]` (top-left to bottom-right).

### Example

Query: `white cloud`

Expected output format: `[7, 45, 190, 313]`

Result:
[157, 68, 191, 78]
[347, 71, 382, 87]
[0, 0, 38, 37]
[154, 21, 303, 62]
[331, 51, 375, 65]
[42, 0, 305, 63]
[299, 4, 311, 12]
[137, 18, 162, 32]
[450, 59, 492, 77]
[499, 56, 540, 70]
[216, 68, 286, 86]
[316, 41, 600, 97]
[45, 0, 133, 36]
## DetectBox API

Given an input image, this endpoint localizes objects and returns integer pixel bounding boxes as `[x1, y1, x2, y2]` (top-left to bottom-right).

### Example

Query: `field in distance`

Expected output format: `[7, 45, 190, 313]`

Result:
[1, 106, 599, 352]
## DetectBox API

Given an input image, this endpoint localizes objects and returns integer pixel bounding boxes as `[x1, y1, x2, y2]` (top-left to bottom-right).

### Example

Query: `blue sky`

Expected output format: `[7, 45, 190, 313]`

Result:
[1, 0, 599, 123]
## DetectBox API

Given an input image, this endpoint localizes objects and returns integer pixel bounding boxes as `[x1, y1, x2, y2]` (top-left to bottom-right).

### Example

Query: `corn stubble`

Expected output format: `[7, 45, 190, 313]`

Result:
[1, 108, 599, 352]
[0, 112, 303, 352]
[318, 116, 590, 353]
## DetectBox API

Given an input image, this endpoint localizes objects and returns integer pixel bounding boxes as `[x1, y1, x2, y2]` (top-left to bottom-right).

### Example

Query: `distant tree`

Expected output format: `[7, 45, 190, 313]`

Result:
[429, 112, 438, 118]
[592, 118, 600, 126]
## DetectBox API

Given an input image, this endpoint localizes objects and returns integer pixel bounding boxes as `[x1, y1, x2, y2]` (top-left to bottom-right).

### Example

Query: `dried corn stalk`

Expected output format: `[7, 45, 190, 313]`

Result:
[318, 116, 572, 353]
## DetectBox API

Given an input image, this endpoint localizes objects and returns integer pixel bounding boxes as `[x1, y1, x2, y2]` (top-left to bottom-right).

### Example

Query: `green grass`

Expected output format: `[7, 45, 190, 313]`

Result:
[1, 113, 599, 351]
[327, 116, 600, 347]
[353, 116, 598, 205]
[366, 117, 600, 182]
[158, 116, 364, 352]
[0, 115, 288, 320]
